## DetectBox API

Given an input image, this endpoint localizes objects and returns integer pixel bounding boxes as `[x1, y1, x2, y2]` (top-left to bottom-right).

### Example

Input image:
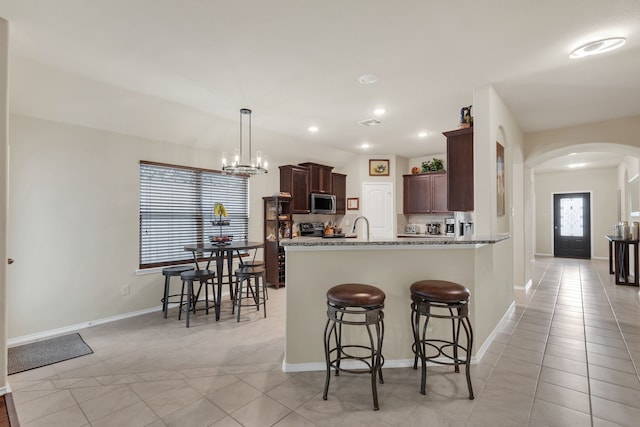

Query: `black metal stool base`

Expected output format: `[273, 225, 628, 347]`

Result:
[179, 270, 216, 328]
[232, 266, 267, 322]
[322, 284, 385, 411]
[411, 296, 474, 400]
[161, 265, 195, 318]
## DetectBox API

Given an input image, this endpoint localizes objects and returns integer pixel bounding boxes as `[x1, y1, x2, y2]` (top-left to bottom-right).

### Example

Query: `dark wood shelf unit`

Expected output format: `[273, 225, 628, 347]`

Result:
[279, 165, 310, 213]
[444, 127, 474, 211]
[332, 172, 347, 214]
[403, 172, 450, 214]
[263, 196, 292, 288]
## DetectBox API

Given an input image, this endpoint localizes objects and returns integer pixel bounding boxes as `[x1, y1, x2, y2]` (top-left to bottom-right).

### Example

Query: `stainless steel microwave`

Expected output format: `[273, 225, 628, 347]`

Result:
[310, 193, 336, 214]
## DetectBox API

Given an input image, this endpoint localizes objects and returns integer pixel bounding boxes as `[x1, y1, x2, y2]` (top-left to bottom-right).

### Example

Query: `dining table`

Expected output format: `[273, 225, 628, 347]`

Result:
[184, 241, 264, 320]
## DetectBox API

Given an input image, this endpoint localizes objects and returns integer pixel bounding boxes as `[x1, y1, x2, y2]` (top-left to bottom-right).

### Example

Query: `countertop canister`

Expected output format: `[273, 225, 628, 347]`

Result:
[621, 221, 630, 240]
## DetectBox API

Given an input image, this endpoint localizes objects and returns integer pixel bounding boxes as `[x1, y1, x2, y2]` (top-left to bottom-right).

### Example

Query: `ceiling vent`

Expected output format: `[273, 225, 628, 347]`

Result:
[359, 117, 383, 127]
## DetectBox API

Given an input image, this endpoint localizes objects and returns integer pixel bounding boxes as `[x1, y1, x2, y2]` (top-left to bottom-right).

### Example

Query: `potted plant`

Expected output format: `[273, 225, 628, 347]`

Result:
[421, 158, 445, 173]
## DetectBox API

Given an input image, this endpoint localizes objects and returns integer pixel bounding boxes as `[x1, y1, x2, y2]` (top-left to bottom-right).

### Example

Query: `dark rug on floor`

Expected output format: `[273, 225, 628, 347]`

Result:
[8, 333, 93, 375]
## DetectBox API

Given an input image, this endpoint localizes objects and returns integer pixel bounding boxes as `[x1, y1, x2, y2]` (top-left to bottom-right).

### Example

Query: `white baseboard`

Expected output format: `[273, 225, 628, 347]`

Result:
[8, 306, 163, 347]
[514, 278, 533, 291]
[282, 356, 488, 373]
[473, 301, 515, 363]
[0, 385, 10, 396]
[9, 290, 234, 347]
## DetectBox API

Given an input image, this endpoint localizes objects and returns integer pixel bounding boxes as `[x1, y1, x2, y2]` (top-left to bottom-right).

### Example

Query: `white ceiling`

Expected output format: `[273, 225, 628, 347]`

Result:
[1, 0, 639, 168]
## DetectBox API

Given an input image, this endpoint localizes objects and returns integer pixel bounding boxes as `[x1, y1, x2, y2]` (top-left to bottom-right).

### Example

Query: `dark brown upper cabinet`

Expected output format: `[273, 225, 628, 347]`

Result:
[299, 162, 333, 193]
[279, 165, 310, 213]
[403, 172, 450, 214]
[444, 127, 474, 211]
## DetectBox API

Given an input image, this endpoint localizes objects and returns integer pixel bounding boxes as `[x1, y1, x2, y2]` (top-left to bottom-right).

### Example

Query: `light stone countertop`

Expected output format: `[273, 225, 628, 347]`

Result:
[280, 233, 511, 247]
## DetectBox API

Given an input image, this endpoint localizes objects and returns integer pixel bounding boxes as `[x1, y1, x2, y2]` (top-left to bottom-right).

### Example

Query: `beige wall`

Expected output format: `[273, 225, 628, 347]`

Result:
[474, 85, 529, 288]
[534, 168, 618, 258]
[525, 115, 640, 164]
[6, 114, 355, 339]
[618, 157, 640, 223]
[0, 18, 8, 392]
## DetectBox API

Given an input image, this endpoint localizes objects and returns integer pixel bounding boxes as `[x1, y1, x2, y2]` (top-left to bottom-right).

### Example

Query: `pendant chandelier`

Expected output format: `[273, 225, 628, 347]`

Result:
[222, 108, 268, 175]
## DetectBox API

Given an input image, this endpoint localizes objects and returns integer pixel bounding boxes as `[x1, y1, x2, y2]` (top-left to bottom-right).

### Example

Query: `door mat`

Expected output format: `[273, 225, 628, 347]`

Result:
[8, 333, 93, 375]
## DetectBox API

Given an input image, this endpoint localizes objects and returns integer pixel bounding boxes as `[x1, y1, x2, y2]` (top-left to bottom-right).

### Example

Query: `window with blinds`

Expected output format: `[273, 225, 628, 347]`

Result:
[139, 161, 249, 269]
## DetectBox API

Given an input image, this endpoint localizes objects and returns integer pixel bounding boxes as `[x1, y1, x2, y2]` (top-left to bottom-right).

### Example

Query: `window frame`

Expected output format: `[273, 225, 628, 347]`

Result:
[139, 160, 249, 269]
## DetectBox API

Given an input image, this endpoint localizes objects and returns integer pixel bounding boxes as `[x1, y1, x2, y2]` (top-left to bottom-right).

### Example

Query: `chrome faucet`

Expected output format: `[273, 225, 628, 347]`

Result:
[351, 216, 370, 240]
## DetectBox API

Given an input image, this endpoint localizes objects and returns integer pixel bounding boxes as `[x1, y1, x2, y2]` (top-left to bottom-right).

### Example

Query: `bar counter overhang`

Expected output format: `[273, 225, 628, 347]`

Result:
[280, 234, 513, 372]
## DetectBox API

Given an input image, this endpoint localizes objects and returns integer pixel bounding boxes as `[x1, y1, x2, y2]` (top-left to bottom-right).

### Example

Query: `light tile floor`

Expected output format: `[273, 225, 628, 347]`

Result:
[9, 257, 640, 426]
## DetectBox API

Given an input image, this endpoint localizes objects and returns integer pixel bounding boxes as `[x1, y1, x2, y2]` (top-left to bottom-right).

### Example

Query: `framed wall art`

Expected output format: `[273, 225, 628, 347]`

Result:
[497, 142, 505, 216]
[369, 159, 390, 176]
[347, 197, 359, 210]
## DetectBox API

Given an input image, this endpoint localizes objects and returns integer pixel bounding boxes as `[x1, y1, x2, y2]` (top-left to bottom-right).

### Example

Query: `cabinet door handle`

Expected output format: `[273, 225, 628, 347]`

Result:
[7, 258, 14, 265]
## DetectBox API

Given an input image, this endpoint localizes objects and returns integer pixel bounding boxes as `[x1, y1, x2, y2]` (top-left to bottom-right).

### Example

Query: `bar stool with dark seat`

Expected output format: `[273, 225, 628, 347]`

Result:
[410, 279, 474, 399]
[161, 265, 195, 318]
[232, 265, 267, 322]
[323, 283, 385, 410]
[179, 269, 216, 328]
[240, 249, 268, 298]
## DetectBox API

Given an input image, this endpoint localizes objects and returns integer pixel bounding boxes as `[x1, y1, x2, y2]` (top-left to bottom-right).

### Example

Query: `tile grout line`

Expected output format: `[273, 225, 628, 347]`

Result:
[578, 263, 595, 427]
[594, 267, 640, 381]
[527, 262, 564, 425]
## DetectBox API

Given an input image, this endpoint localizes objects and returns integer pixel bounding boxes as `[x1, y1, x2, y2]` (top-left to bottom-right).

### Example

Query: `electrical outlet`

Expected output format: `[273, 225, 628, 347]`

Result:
[121, 284, 130, 296]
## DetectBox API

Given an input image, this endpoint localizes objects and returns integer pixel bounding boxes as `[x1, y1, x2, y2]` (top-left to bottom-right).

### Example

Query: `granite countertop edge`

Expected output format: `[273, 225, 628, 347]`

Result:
[280, 234, 511, 247]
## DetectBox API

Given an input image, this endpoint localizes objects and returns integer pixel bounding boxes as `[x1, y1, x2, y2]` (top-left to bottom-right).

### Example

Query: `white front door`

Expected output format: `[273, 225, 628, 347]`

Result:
[362, 182, 394, 239]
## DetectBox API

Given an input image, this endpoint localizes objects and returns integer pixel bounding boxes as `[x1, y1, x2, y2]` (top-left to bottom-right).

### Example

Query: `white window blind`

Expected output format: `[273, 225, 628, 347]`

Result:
[139, 161, 249, 269]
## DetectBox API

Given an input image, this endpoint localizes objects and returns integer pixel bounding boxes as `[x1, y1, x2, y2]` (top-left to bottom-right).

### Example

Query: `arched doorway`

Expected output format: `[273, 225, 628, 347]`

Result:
[527, 142, 640, 259]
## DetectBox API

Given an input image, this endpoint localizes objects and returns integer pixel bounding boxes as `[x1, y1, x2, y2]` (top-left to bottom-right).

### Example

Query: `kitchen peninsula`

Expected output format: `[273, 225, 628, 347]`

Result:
[280, 234, 512, 372]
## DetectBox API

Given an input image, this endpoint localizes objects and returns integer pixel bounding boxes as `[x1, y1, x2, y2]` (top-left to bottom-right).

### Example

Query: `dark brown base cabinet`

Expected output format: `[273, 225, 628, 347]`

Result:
[444, 127, 474, 211]
[403, 172, 450, 214]
[263, 196, 292, 288]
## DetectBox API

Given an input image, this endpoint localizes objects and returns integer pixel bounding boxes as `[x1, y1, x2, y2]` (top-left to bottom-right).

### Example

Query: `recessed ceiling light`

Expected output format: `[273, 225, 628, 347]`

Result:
[308, 126, 319, 133]
[360, 143, 370, 149]
[568, 163, 587, 168]
[418, 132, 428, 138]
[373, 108, 386, 115]
[570, 37, 626, 58]
[358, 74, 378, 84]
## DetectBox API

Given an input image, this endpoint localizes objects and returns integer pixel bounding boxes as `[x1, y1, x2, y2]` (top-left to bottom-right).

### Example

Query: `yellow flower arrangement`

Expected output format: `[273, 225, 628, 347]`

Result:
[213, 202, 227, 218]
[212, 203, 231, 243]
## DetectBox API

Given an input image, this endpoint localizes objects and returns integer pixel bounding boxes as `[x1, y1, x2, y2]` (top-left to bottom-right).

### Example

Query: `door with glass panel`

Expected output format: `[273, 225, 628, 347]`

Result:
[553, 192, 591, 258]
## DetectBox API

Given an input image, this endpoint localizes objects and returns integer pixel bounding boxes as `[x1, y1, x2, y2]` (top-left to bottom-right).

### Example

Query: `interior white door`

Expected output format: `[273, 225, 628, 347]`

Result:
[362, 182, 394, 239]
